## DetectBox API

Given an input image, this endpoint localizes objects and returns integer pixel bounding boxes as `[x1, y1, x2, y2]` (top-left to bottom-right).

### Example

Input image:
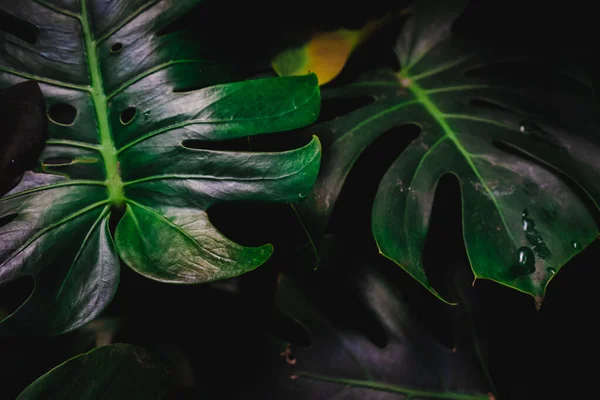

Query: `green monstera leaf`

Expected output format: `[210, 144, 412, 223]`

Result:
[262, 269, 492, 399]
[0, 0, 321, 335]
[296, 0, 599, 304]
[18, 343, 173, 399]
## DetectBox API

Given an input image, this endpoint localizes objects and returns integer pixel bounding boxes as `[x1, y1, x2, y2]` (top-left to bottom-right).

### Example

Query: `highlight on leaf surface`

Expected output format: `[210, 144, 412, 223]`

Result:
[0, 0, 321, 336]
[295, 0, 600, 304]
[272, 12, 399, 85]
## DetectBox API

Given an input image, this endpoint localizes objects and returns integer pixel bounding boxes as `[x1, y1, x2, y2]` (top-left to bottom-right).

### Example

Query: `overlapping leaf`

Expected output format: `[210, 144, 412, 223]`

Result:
[296, 0, 599, 303]
[0, 0, 321, 335]
[266, 270, 491, 399]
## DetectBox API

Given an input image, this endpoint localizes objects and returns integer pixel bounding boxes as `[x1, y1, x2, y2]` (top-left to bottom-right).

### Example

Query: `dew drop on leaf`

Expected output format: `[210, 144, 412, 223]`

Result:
[547, 267, 556, 275]
[571, 240, 580, 249]
[519, 121, 540, 134]
[516, 246, 535, 273]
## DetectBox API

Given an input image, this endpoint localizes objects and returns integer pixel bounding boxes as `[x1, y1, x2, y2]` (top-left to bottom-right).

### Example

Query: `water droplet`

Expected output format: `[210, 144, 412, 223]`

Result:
[522, 218, 529, 231]
[143, 110, 151, 120]
[516, 246, 535, 273]
[522, 209, 529, 217]
[298, 193, 305, 198]
[547, 267, 556, 275]
[519, 121, 540, 134]
[571, 240, 580, 249]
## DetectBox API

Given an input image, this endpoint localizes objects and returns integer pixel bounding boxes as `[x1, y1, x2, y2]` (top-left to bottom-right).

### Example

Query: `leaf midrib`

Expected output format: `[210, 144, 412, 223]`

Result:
[80, 0, 124, 207]
[405, 78, 517, 249]
[293, 372, 489, 400]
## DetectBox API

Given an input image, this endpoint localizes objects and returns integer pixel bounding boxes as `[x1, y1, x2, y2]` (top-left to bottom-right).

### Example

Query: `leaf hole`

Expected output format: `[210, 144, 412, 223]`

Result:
[0, 213, 18, 229]
[327, 123, 421, 244]
[422, 174, 466, 300]
[181, 137, 250, 152]
[47, 103, 77, 125]
[317, 95, 375, 123]
[420, 173, 465, 349]
[172, 83, 210, 93]
[469, 98, 510, 112]
[110, 42, 123, 53]
[0, 276, 34, 322]
[0, 10, 38, 44]
[43, 157, 72, 165]
[119, 107, 136, 125]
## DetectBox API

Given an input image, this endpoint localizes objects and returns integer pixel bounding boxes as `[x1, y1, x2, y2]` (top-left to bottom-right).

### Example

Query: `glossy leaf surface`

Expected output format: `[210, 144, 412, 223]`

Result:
[269, 270, 491, 399]
[17, 343, 172, 399]
[0, 0, 321, 335]
[297, 0, 599, 302]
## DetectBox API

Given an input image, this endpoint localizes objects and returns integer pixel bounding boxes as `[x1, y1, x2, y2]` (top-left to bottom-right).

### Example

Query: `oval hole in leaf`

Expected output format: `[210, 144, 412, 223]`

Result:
[43, 157, 72, 165]
[119, 107, 136, 125]
[469, 98, 510, 111]
[0, 10, 38, 44]
[110, 42, 123, 53]
[272, 312, 312, 347]
[327, 123, 421, 243]
[172, 83, 211, 93]
[48, 103, 77, 125]
[0, 213, 18, 229]
[0, 276, 34, 322]
[492, 140, 600, 227]
[317, 95, 374, 123]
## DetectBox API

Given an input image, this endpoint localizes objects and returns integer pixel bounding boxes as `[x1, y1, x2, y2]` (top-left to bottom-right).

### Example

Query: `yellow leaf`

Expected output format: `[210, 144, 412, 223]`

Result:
[272, 12, 401, 85]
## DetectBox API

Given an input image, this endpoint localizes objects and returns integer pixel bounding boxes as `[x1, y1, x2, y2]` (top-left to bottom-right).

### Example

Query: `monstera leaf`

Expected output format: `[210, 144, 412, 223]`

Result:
[264, 270, 492, 399]
[0, 0, 321, 335]
[18, 344, 172, 399]
[296, 0, 599, 303]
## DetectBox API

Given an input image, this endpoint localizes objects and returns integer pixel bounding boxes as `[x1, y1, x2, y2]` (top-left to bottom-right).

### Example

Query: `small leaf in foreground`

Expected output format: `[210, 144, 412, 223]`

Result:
[17, 343, 172, 399]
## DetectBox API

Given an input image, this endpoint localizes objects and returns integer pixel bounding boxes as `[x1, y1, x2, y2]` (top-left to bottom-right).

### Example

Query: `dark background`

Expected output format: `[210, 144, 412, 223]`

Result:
[1, 0, 598, 399]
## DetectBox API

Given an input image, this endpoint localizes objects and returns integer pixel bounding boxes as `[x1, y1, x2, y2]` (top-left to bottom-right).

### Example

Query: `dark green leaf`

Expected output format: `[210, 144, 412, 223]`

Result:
[0, 0, 321, 335]
[297, 0, 599, 303]
[17, 343, 172, 399]
[267, 269, 492, 399]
